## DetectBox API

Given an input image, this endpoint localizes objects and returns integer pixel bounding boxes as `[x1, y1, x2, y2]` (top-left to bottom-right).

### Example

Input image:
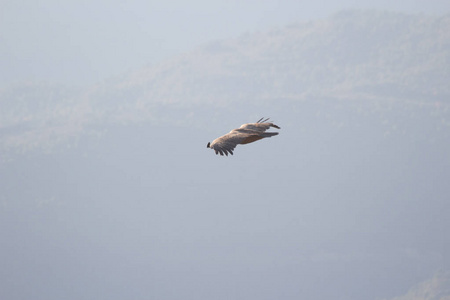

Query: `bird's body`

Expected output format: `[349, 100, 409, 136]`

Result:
[207, 118, 280, 156]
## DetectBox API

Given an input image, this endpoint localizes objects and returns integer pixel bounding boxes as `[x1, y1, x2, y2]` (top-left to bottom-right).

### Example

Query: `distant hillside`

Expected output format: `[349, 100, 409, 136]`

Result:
[116, 10, 450, 105]
[388, 271, 450, 300]
[1, 10, 449, 155]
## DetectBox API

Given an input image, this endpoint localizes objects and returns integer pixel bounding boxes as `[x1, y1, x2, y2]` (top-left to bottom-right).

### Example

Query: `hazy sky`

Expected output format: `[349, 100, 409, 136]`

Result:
[1, 0, 450, 86]
[2, 4, 450, 299]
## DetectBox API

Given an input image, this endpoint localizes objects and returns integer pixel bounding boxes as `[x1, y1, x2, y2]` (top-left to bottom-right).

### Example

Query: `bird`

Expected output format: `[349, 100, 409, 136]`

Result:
[206, 117, 280, 156]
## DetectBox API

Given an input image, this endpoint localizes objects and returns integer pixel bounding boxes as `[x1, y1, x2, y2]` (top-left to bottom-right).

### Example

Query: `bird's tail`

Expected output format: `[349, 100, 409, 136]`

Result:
[256, 117, 281, 129]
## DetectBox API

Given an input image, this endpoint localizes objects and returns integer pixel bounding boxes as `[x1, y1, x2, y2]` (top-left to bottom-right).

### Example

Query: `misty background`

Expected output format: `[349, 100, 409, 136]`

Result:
[1, 1, 450, 300]
[2, 0, 450, 85]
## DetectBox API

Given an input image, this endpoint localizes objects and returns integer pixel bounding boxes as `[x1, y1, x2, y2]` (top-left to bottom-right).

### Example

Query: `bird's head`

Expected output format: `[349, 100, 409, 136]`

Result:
[206, 142, 211, 148]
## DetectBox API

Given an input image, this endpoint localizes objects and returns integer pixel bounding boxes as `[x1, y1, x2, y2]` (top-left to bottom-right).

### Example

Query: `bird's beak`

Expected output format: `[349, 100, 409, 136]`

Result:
[207, 142, 210, 148]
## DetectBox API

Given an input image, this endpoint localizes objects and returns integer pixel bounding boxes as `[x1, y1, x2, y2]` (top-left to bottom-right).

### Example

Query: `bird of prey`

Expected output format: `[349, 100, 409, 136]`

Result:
[206, 117, 280, 156]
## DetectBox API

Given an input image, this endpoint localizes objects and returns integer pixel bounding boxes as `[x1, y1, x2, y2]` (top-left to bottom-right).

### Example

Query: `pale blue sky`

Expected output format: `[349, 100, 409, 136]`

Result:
[1, 0, 449, 86]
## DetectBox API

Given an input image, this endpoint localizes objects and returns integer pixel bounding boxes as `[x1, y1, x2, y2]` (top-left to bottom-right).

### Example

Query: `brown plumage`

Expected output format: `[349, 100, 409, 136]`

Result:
[206, 118, 280, 156]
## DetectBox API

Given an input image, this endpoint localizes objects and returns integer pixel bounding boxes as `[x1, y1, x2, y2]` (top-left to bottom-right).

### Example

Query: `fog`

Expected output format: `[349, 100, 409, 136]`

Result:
[1, 2, 450, 300]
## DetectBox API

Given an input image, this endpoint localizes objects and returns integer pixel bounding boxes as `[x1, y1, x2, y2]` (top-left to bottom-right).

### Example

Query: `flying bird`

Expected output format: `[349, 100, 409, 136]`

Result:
[207, 117, 280, 156]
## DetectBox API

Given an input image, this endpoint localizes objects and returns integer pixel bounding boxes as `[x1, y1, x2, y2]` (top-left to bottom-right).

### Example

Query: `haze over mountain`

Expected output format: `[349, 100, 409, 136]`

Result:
[1, 10, 450, 300]
[3, 0, 450, 85]
[386, 271, 450, 300]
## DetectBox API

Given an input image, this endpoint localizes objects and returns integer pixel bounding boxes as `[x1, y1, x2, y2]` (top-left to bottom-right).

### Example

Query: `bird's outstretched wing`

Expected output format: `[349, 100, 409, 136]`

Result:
[208, 131, 247, 156]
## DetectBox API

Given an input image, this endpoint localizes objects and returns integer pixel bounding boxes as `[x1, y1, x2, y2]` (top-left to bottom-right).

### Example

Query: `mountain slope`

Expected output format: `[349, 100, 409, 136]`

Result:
[1, 10, 449, 155]
[115, 10, 450, 105]
[388, 271, 450, 300]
